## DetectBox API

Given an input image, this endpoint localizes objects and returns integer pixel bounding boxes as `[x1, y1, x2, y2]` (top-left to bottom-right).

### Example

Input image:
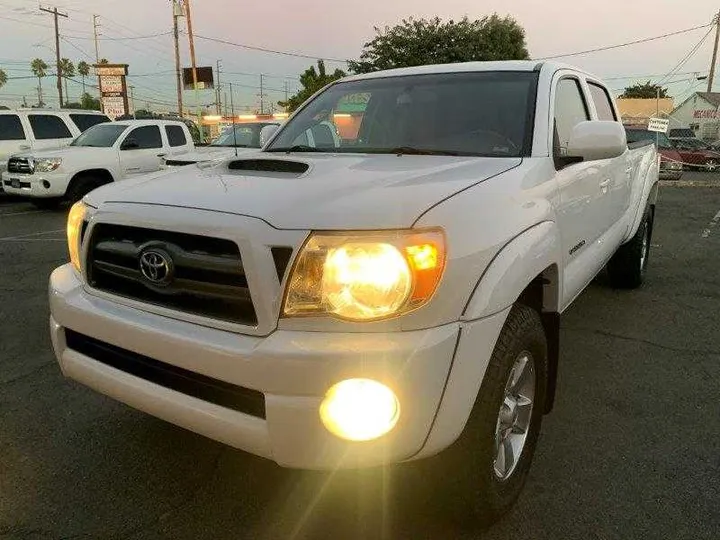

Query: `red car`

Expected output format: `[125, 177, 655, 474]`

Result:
[625, 128, 683, 180]
[669, 138, 720, 172]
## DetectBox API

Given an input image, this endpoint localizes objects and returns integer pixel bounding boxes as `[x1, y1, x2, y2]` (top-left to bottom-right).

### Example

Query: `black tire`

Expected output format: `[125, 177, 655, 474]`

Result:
[607, 205, 653, 289]
[31, 197, 62, 210]
[65, 174, 99, 205]
[412, 304, 548, 526]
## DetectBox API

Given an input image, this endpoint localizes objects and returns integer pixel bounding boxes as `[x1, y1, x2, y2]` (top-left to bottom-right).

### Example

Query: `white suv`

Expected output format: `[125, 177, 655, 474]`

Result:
[0, 109, 109, 178]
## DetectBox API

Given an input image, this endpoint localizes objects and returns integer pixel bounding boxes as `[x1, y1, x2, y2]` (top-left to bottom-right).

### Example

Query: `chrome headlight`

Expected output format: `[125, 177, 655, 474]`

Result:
[34, 157, 62, 172]
[67, 201, 87, 272]
[283, 229, 446, 321]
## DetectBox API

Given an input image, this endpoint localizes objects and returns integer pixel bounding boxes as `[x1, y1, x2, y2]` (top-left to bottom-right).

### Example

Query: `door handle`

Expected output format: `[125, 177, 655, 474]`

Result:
[599, 179, 610, 187]
[157, 153, 166, 158]
[19, 144, 30, 150]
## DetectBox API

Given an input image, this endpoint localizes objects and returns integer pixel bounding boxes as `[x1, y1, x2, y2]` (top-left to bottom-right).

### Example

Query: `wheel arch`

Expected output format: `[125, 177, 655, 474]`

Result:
[67, 168, 115, 196]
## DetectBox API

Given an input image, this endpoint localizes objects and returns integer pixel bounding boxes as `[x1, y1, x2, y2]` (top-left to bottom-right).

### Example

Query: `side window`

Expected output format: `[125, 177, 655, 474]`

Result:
[28, 115, 72, 140]
[0, 115, 26, 141]
[588, 83, 617, 121]
[165, 125, 187, 147]
[554, 78, 590, 155]
[124, 125, 162, 149]
[70, 114, 110, 132]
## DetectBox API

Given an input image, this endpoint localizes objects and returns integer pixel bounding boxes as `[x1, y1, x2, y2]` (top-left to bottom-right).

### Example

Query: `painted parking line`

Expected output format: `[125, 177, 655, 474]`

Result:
[0, 229, 64, 242]
[700, 209, 720, 238]
[0, 210, 43, 217]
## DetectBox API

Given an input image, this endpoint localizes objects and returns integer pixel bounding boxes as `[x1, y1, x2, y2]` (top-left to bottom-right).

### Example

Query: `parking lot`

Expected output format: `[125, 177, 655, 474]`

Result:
[1, 178, 719, 540]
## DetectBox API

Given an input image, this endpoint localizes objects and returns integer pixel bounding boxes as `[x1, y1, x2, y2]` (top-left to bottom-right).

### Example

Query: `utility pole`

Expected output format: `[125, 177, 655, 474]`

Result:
[93, 15, 101, 99]
[216, 59, 222, 115]
[259, 73, 264, 114]
[40, 6, 68, 108]
[183, 0, 202, 140]
[172, 0, 183, 116]
[708, 10, 720, 92]
[129, 85, 135, 118]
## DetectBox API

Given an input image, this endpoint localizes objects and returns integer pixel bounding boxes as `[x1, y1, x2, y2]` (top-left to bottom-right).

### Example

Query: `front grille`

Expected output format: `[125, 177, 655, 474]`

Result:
[87, 224, 257, 325]
[7, 157, 33, 174]
[65, 330, 266, 418]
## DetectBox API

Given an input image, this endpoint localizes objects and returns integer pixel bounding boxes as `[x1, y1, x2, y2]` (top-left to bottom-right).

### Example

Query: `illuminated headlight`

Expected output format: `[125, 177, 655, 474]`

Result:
[319, 379, 400, 441]
[34, 157, 62, 172]
[66, 201, 86, 272]
[283, 229, 445, 321]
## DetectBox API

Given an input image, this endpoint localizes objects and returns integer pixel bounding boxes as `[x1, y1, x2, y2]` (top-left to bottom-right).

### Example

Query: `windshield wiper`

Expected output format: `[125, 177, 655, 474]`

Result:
[266, 145, 327, 153]
[387, 147, 460, 156]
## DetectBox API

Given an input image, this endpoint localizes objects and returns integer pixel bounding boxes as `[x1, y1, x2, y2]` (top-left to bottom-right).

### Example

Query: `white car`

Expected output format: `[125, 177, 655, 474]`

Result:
[2, 119, 194, 208]
[0, 109, 109, 176]
[49, 61, 658, 524]
[164, 121, 284, 166]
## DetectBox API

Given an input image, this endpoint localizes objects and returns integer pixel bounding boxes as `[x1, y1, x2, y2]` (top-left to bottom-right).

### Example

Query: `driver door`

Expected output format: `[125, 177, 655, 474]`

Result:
[118, 125, 164, 177]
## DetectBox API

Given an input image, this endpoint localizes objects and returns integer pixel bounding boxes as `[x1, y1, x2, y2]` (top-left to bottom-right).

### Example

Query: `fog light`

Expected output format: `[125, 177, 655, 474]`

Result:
[319, 378, 400, 441]
[42, 180, 50, 189]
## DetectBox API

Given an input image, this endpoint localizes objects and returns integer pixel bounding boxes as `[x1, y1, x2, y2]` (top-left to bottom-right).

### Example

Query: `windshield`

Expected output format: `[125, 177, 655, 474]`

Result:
[626, 129, 674, 150]
[266, 71, 538, 156]
[211, 123, 277, 147]
[678, 138, 710, 149]
[70, 123, 127, 147]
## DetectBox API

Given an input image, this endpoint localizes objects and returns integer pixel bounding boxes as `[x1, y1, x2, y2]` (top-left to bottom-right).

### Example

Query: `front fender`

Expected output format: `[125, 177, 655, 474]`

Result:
[462, 220, 562, 321]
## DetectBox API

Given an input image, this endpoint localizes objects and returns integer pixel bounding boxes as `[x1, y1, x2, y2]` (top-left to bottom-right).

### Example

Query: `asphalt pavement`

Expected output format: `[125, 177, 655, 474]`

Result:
[1, 176, 719, 540]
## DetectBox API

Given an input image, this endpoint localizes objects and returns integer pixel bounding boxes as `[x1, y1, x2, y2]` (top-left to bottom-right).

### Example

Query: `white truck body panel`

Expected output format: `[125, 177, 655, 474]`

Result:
[47, 61, 658, 469]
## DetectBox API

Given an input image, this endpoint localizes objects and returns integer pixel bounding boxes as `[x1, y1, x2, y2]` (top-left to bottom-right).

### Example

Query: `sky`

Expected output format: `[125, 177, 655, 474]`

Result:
[1, 0, 719, 112]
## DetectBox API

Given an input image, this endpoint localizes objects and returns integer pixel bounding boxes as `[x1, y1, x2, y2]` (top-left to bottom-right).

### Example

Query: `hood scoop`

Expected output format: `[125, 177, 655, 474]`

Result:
[227, 158, 309, 178]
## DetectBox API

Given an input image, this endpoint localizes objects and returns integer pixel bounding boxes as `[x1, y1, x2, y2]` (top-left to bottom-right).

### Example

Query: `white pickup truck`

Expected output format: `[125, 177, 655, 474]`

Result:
[48, 61, 658, 524]
[2, 119, 194, 208]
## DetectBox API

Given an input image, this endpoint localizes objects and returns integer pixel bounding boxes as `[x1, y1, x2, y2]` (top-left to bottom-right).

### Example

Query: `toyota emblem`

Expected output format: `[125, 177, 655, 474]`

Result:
[139, 249, 173, 285]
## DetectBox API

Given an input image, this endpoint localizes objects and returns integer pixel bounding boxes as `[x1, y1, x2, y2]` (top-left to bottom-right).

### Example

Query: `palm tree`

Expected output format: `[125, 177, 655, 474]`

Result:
[30, 58, 48, 107]
[58, 58, 75, 106]
[99, 58, 109, 65]
[0, 69, 7, 90]
[77, 60, 90, 96]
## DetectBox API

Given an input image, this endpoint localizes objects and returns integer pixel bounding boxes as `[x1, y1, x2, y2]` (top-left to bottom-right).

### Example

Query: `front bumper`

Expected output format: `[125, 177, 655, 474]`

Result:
[1, 170, 69, 198]
[50, 264, 471, 469]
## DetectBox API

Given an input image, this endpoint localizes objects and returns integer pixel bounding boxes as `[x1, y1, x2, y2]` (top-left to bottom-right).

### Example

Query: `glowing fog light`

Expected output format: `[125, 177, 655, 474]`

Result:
[319, 378, 400, 441]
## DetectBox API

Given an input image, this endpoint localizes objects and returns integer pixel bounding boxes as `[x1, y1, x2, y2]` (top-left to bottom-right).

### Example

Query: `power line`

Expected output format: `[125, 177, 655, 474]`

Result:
[657, 27, 713, 86]
[536, 23, 712, 60]
[194, 34, 347, 63]
[61, 36, 94, 61]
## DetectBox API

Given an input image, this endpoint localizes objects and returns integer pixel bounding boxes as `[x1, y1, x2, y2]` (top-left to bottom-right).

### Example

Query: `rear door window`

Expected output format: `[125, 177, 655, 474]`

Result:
[0, 115, 26, 140]
[588, 83, 617, 121]
[69, 114, 110, 132]
[165, 125, 187, 147]
[28, 115, 72, 140]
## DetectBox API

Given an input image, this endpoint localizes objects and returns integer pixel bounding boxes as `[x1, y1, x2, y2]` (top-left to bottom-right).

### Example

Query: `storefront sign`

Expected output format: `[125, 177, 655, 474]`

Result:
[693, 109, 720, 119]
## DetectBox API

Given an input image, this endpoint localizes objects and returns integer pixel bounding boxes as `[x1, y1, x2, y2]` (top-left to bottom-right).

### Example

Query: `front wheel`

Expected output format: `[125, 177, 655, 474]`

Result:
[413, 304, 547, 525]
[705, 159, 718, 172]
[607, 206, 653, 289]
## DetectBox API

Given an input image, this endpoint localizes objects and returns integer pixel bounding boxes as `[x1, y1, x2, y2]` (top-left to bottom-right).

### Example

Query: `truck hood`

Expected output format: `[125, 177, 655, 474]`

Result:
[167, 146, 254, 164]
[87, 154, 521, 229]
[22, 146, 116, 159]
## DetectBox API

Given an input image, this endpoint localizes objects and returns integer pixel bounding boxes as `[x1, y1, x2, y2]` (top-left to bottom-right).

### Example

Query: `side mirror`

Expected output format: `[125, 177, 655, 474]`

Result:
[566, 121, 627, 163]
[121, 138, 139, 150]
[259, 125, 280, 147]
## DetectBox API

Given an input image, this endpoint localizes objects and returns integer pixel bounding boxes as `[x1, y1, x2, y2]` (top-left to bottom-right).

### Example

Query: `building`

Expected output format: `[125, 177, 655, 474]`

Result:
[669, 92, 720, 140]
[616, 98, 674, 126]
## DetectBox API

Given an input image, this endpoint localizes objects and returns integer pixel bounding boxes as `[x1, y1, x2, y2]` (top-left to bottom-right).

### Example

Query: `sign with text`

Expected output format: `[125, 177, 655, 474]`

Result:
[647, 117, 670, 133]
[102, 96, 126, 119]
[100, 75, 123, 94]
[95, 65, 128, 77]
[94, 63, 129, 119]
[693, 109, 720, 119]
[182, 66, 214, 90]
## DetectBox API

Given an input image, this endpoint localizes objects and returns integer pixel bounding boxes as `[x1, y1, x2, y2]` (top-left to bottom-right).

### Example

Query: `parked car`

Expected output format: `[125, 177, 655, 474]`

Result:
[668, 127, 696, 139]
[1, 120, 194, 208]
[165, 121, 282, 166]
[625, 127, 683, 180]
[48, 61, 658, 525]
[669, 137, 720, 171]
[0, 109, 109, 178]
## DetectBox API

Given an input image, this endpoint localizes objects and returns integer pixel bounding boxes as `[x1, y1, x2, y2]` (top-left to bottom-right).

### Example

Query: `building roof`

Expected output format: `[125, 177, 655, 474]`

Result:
[695, 92, 720, 108]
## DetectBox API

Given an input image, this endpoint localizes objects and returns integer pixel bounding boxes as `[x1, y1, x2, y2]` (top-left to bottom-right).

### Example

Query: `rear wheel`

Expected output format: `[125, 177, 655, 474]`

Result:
[705, 159, 718, 172]
[413, 304, 547, 526]
[607, 206, 653, 289]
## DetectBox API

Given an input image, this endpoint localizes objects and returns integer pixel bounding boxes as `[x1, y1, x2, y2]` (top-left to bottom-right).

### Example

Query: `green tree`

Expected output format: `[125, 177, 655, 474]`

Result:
[77, 60, 90, 96]
[0, 68, 7, 89]
[278, 60, 346, 112]
[30, 58, 48, 106]
[58, 58, 75, 106]
[80, 92, 101, 111]
[348, 15, 529, 74]
[620, 81, 668, 99]
[99, 58, 109, 65]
